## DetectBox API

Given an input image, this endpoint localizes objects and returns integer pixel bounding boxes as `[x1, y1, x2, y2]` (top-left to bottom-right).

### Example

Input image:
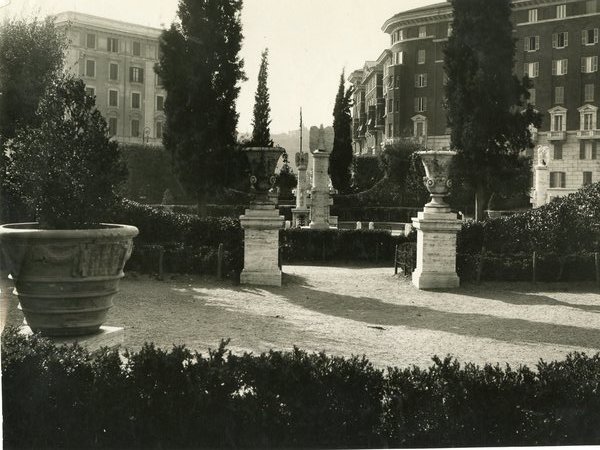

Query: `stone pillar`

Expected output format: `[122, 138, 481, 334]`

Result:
[292, 152, 310, 227]
[308, 149, 333, 229]
[240, 204, 284, 287]
[534, 164, 549, 207]
[411, 150, 461, 290]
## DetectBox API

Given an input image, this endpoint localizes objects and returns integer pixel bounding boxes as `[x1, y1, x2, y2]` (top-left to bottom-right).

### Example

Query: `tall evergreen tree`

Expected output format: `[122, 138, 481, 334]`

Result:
[251, 48, 273, 146]
[444, 0, 541, 220]
[156, 0, 246, 215]
[330, 71, 354, 193]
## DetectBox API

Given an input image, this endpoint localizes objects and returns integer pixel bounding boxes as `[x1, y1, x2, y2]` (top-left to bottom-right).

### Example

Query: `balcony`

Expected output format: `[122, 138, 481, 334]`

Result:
[546, 130, 566, 141]
[577, 129, 600, 139]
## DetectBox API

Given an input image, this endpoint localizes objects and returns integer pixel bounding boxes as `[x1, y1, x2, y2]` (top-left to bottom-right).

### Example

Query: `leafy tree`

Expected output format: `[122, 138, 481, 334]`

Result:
[6, 76, 127, 229]
[0, 17, 66, 222]
[156, 0, 246, 216]
[444, 0, 541, 220]
[276, 151, 297, 202]
[250, 48, 273, 146]
[330, 71, 354, 193]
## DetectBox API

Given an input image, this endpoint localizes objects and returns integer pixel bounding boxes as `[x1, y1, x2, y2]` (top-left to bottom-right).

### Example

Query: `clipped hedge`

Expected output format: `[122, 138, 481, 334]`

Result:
[281, 228, 414, 263]
[330, 205, 418, 223]
[456, 182, 600, 281]
[3, 327, 600, 449]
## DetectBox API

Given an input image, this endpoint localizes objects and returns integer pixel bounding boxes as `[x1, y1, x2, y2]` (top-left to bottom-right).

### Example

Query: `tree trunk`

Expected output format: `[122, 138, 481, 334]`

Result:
[474, 186, 489, 222]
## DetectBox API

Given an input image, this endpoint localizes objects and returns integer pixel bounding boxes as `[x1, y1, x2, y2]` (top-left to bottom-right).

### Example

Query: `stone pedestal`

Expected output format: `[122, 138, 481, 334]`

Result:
[533, 164, 549, 207]
[240, 204, 284, 287]
[412, 210, 462, 289]
[292, 152, 310, 227]
[309, 149, 333, 229]
[19, 325, 124, 352]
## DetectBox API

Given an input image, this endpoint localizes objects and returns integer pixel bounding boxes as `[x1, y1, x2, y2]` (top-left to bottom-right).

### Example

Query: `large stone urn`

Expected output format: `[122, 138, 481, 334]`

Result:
[411, 150, 462, 289]
[240, 146, 285, 286]
[0, 223, 138, 336]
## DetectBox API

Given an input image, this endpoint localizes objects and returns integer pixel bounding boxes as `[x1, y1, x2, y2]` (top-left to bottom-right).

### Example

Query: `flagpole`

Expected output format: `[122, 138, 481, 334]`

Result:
[299, 107, 303, 154]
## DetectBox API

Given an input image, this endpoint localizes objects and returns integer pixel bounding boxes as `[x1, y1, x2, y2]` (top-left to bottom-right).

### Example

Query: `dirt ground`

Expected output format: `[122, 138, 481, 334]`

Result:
[3, 264, 600, 369]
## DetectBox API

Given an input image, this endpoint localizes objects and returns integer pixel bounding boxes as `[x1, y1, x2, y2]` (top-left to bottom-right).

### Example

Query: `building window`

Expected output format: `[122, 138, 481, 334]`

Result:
[586, 0, 598, 14]
[388, 123, 393, 137]
[133, 41, 141, 56]
[85, 59, 96, 77]
[412, 114, 427, 137]
[395, 100, 399, 112]
[156, 74, 163, 86]
[414, 97, 427, 113]
[583, 171, 593, 186]
[417, 49, 426, 64]
[550, 171, 566, 188]
[418, 26, 426, 38]
[552, 59, 568, 75]
[524, 36, 539, 52]
[107, 37, 119, 53]
[85, 86, 95, 97]
[86, 33, 96, 49]
[580, 141, 596, 159]
[549, 107, 567, 131]
[585, 84, 595, 102]
[108, 89, 118, 107]
[415, 73, 428, 88]
[156, 121, 163, 139]
[581, 56, 599, 73]
[582, 28, 599, 45]
[394, 51, 404, 65]
[579, 105, 598, 130]
[556, 4, 566, 19]
[528, 8, 538, 22]
[527, 88, 536, 105]
[553, 32, 568, 49]
[131, 119, 140, 138]
[554, 86, 565, 104]
[156, 95, 164, 111]
[553, 143, 563, 160]
[524, 62, 539, 78]
[131, 92, 141, 109]
[130, 67, 144, 83]
[109, 62, 119, 81]
[108, 117, 118, 137]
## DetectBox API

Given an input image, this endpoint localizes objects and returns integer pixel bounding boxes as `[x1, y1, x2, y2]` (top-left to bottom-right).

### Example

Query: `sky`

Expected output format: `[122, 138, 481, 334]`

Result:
[0, 0, 442, 134]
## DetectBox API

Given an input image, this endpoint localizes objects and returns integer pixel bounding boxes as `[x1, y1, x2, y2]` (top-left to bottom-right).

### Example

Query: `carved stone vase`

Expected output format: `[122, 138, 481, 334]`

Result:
[243, 146, 285, 204]
[417, 150, 457, 212]
[0, 223, 138, 336]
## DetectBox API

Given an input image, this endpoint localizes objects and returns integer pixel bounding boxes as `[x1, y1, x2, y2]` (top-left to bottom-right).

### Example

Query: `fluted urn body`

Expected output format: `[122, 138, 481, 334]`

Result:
[417, 150, 457, 212]
[243, 146, 285, 204]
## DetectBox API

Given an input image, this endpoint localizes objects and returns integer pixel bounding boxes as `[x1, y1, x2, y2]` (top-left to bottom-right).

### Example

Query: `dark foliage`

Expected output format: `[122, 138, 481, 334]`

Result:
[250, 48, 273, 147]
[352, 156, 384, 192]
[4, 327, 600, 449]
[156, 0, 246, 210]
[330, 71, 354, 193]
[6, 76, 127, 229]
[444, 0, 542, 220]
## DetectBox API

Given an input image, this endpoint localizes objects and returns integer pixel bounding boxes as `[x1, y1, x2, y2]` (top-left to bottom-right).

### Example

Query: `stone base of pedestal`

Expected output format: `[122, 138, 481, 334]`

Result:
[19, 325, 124, 352]
[240, 205, 284, 287]
[292, 208, 310, 227]
[412, 210, 462, 290]
[309, 221, 330, 229]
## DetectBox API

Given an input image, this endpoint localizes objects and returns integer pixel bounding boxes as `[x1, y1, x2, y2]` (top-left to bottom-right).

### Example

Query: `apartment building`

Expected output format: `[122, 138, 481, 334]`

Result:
[350, 0, 600, 205]
[54, 12, 166, 146]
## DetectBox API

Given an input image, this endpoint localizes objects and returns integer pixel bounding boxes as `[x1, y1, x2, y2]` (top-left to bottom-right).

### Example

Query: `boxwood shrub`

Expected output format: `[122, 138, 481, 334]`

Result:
[3, 327, 600, 449]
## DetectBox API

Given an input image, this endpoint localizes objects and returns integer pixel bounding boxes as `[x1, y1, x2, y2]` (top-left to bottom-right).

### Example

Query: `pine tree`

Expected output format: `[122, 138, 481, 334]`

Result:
[330, 71, 354, 193]
[444, 0, 541, 220]
[156, 0, 246, 216]
[251, 48, 273, 146]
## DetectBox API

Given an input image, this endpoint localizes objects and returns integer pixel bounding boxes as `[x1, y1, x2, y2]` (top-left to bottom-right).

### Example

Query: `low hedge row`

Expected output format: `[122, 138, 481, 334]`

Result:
[330, 205, 418, 223]
[3, 328, 600, 449]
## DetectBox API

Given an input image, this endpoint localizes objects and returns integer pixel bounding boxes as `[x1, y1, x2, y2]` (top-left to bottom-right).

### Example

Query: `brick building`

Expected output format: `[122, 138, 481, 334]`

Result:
[54, 12, 166, 146]
[350, 0, 600, 205]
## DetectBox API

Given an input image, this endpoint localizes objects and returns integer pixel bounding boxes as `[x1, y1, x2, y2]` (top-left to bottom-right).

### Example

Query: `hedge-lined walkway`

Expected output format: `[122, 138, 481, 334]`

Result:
[3, 265, 600, 368]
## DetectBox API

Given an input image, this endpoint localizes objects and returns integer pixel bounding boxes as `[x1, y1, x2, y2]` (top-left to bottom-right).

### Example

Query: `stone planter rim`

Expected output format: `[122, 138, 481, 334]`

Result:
[0, 223, 139, 240]
[416, 150, 457, 156]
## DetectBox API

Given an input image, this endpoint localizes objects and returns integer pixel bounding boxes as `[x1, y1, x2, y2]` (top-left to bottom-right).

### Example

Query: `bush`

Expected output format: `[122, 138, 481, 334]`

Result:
[280, 228, 414, 263]
[457, 182, 600, 281]
[352, 155, 384, 192]
[3, 327, 600, 448]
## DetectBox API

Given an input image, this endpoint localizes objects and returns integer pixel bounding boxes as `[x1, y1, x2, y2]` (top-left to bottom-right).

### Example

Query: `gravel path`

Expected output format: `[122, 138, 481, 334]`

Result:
[3, 264, 600, 369]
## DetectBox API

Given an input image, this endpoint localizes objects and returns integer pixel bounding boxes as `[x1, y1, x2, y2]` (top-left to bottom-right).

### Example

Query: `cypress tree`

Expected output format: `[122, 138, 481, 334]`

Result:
[330, 71, 354, 193]
[251, 48, 273, 146]
[444, 0, 541, 220]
